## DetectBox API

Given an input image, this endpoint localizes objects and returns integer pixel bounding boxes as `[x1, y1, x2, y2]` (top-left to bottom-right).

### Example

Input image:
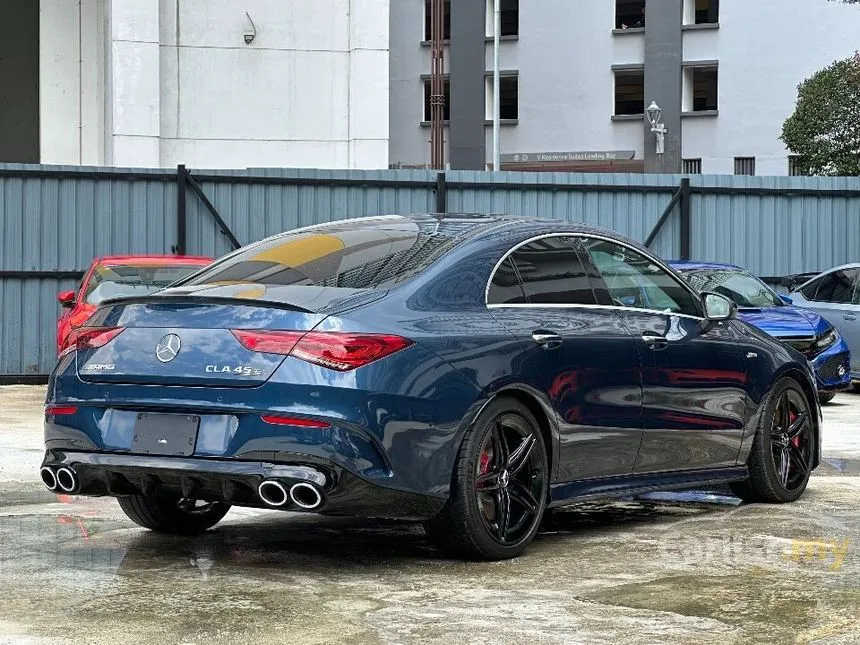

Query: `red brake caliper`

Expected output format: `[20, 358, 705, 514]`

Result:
[789, 411, 800, 447]
[479, 450, 491, 476]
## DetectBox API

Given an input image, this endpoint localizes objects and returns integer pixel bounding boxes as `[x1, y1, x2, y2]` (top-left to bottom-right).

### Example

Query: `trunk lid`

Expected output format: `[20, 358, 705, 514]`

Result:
[74, 289, 379, 387]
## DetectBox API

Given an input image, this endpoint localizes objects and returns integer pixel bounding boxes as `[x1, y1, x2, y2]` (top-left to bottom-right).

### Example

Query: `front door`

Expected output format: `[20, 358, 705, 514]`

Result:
[793, 268, 860, 375]
[487, 236, 643, 482]
[579, 237, 748, 473]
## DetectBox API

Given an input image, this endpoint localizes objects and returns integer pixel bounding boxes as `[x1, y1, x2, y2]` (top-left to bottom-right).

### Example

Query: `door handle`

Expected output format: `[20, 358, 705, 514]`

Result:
[844, 313, 857, 321]
[532, 331, 563, 349]
[641, 332, 669, 351]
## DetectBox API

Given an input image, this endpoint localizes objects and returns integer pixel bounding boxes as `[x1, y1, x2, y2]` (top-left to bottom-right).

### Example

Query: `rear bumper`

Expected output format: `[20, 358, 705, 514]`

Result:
[40, 449, 446, 520]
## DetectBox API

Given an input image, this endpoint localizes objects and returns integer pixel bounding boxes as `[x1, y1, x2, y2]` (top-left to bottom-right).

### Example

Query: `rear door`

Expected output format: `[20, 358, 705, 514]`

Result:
[579, 237, 748, 473]
[487, 235, 643, 482]
[794, 268, 860, 374]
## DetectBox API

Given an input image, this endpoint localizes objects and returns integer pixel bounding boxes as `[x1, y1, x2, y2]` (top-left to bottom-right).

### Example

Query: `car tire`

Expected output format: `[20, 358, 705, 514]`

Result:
[730, 377, 815, 504]
[117, 494, 230, 535]
[818, 391, 837, 404]
[426, 397, 549, 561]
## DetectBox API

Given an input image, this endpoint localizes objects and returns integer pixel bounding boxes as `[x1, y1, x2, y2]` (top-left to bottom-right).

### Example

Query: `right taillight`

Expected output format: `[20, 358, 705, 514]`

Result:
[231, 330, 413, 371]
[59, 327, 125, 359]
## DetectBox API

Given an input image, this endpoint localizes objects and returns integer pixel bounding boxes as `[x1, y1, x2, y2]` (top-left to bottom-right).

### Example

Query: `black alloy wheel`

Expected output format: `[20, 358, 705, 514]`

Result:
[731, 377, 814, 503]
[474, 414, 545, 546]
[427, 397, 548, 560]
[768, 388, 813, 494]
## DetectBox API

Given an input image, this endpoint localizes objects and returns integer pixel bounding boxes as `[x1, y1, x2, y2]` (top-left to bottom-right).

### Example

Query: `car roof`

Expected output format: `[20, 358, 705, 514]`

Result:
[792, 262, 860, 291]
[227, 213, 644, 261]
[94, 255, 213, 265]
[668, 260, 745, 272]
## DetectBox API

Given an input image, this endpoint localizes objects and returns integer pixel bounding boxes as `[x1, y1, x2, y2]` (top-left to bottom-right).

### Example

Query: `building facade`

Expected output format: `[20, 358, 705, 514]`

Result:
[389, 0, 860, 175]
[1, 0, 389, 169]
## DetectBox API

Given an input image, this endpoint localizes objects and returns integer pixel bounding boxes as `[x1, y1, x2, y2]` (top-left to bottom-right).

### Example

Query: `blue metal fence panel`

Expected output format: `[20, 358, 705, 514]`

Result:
[444, 171, 682, 259]
[2, 162, 860, 378]
[689, 175, 860, 276]
[185, 168, 439, 258]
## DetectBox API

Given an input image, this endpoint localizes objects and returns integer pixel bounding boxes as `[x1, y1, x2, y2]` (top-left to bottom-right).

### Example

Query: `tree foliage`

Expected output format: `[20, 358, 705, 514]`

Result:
[780, 55, 860, 176]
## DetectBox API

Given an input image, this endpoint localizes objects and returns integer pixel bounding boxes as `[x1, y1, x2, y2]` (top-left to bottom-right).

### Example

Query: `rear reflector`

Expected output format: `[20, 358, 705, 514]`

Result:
[45, 405, 78, 416]
[231, 330, 413, 372]
[261, 414, 330, 428]
[59, 327, 125, 358]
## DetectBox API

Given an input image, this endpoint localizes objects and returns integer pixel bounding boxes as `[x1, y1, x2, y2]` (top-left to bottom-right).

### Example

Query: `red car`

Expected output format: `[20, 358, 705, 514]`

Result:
[57, 255, 213, 356]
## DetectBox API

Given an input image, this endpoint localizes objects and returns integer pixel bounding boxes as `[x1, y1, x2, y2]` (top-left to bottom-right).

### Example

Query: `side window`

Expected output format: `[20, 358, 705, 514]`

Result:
[487, 257, 527, 305]
[800, 276, 823, 301]
[509, 236, 597, 305]
[809, 269, 858, 303]
[581, 238, 701, 317]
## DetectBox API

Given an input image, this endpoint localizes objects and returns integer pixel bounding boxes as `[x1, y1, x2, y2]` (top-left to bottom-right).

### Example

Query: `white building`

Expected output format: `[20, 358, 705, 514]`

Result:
[389, 0, 860, 175]
[26, 1, 390, 169]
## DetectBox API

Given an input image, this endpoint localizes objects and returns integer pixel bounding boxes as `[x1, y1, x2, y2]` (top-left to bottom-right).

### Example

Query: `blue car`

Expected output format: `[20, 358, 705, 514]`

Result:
[671, 262, 851, 403]
[42, 215, 821, 560]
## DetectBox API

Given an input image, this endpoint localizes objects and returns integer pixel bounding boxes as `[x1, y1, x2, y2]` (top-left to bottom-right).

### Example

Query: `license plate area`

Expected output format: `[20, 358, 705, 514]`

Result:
[132, 413, 200, 457]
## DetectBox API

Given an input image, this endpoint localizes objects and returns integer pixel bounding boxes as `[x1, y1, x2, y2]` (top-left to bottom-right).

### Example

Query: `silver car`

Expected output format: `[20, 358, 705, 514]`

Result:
[790, 263, 860, 382]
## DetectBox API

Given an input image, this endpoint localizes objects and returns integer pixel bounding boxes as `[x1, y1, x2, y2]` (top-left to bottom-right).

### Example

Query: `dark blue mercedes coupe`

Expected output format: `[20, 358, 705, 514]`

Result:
[42, 214, 821, 560]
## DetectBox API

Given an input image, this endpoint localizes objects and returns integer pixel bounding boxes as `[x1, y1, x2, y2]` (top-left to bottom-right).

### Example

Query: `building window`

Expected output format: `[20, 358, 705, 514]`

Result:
[485, 76, 519, 120]
[423, 79, 450, 121]
[734, 157, 756, 176]
[616, 0, 646, 29]
[614, 70, 644, 116]
[695, 0, 719, 24]
[424, 0, 451, 41]
[788, 155, 807, 176]
[683, 66, 718, 112]
[486, 0, 519, 37]
[683, 159, 702, 174]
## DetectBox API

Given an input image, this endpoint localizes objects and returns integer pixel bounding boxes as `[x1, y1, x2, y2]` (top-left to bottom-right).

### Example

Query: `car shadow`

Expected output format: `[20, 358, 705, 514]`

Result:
[107, 496, 734, 575]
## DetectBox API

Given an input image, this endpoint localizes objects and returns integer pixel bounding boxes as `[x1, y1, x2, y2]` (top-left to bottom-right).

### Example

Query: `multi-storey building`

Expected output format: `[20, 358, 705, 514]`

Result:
[3, 1, 389, 169]
[389, 0, 860, 175]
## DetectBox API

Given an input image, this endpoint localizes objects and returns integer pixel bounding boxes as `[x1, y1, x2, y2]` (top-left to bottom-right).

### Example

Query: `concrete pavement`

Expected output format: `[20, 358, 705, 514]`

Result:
[1, 385, 859, 644]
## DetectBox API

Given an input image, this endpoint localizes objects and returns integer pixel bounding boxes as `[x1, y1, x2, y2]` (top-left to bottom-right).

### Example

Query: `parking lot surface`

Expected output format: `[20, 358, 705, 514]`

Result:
[1, 386, 859, 645]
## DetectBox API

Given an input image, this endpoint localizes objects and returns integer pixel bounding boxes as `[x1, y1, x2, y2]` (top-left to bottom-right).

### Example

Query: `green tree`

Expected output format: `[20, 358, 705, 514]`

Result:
[780, 55, 860, 176]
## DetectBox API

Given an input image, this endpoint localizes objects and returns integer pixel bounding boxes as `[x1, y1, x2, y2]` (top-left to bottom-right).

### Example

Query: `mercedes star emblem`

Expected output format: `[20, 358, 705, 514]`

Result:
[155, 334, 182, 363]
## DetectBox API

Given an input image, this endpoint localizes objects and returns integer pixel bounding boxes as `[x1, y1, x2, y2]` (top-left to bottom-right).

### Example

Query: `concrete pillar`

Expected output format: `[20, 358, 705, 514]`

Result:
[644, 0, 682, 174]
[107, 0, 160, 167]
[348, 0, 390, 168]
[449, 0, 485, 170]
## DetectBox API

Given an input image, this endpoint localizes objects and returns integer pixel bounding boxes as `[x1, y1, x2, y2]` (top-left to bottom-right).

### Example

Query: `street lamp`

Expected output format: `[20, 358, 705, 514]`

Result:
[646, 101, 666, 155]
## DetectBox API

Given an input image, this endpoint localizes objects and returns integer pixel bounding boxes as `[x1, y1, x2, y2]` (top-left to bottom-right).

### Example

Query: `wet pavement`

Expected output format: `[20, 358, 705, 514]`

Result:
[1, 386, 859, 644]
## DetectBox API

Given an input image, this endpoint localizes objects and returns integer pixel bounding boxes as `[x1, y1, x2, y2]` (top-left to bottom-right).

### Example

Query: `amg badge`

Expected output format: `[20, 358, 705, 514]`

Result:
[81, 363, 116, 371]
[205, 365, 264, 377]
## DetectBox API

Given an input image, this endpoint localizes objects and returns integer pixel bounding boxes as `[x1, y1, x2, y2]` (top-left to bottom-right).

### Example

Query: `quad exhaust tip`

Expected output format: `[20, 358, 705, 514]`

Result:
[290, 482, 323, 510]
[40, 467, 58, 492]
[56, 467, 79, 493]
[257, 480, 289, 507]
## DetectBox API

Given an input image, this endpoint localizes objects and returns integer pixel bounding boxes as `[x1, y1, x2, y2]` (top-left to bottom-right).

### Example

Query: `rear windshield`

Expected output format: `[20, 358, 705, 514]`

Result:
[183, 220, 472, 290]
[85, 264, 207, 304]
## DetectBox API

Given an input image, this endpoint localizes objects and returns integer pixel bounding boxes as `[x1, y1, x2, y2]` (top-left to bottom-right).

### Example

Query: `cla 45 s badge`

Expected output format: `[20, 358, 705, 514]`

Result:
[205, 365, 264, 377]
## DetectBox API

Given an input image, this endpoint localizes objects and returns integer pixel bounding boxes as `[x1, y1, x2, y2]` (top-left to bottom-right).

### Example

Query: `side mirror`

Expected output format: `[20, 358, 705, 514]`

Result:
[702, 292, 737, 322]
[57, 290, 76, 308]
[780, 295, 793, 305]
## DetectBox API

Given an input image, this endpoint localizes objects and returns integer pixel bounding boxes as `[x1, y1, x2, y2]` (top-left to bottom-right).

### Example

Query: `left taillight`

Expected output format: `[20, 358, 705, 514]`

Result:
[58, 327, 125, 359]
[231, 330, 413, 372]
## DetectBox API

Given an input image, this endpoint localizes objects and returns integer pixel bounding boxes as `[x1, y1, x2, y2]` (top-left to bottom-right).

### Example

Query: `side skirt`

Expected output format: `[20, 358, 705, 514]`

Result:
[548, 466, 748, 507]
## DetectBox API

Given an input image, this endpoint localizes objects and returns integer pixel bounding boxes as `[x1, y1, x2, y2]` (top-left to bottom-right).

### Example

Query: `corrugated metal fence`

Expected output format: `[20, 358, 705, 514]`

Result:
[2, 163, 860, 379]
